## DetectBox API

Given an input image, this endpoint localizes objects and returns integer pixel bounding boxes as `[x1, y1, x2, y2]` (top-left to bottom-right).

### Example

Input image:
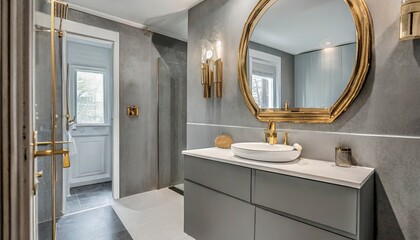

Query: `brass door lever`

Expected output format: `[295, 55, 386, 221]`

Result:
[32, 131, 71, 168]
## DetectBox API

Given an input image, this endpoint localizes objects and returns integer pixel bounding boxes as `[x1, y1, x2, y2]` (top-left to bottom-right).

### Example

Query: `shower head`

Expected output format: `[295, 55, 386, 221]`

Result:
[54, 1, 68, 20]
[53, 0, 68, 38]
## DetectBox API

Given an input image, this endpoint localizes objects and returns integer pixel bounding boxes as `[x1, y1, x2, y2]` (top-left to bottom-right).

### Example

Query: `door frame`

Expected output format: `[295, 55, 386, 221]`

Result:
[35, 12, 121, 202]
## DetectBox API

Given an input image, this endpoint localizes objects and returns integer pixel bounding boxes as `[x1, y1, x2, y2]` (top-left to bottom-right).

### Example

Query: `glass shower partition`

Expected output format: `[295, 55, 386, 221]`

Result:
[157, 58, 186, 189]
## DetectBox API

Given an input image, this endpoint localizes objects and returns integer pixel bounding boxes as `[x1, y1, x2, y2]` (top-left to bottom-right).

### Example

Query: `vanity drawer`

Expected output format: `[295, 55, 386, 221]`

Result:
[255, 207, 349, 240]
[184, 181, 255, 240]
[184, 156, 251, 201]
[253, 170, 358, 235]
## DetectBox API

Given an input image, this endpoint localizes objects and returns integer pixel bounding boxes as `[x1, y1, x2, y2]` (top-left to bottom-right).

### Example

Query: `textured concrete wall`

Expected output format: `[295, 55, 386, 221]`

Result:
[187, 0, 420, 239]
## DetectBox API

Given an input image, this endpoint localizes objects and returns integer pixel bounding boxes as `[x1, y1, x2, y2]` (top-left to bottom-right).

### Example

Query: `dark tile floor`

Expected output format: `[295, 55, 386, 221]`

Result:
[66, 182, 114, 214]
[38, 206, 132, 240]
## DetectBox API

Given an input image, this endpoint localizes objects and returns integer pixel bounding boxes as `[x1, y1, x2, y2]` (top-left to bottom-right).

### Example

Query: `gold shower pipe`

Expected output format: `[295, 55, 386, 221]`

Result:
[50, 2, 58, 240]
[31, 1, 70, 239]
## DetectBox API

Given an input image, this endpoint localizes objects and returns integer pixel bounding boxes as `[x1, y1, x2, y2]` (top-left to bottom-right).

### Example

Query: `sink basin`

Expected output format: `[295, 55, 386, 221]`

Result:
[231, 142, 301, 162]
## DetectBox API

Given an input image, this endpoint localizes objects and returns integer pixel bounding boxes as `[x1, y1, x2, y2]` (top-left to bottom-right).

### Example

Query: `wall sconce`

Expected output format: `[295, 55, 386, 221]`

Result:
[400, 0, 420, 40]
[201, 40, 223, 98]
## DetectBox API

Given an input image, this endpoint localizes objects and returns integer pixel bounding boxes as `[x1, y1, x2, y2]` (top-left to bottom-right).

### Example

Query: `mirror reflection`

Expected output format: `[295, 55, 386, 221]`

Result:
[248, 0, 356, 109]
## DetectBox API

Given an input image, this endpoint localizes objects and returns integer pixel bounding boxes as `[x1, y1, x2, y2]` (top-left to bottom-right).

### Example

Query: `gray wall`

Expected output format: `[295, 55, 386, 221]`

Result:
[249, 41, 295, 107]
[187, 0, 420, 239]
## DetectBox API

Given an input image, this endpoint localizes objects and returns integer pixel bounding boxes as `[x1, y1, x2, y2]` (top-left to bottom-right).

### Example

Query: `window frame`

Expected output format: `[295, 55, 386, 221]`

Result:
[69, 65, 111, 126]
[248, 49, 282, 109]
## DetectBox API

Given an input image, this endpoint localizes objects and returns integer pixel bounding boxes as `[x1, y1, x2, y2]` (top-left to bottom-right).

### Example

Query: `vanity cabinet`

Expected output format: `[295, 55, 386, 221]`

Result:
[183, 148, 374, 240]
[253, 170, 358, 235]
[184, 181, 255, 240]
[255, 208, 349, 240]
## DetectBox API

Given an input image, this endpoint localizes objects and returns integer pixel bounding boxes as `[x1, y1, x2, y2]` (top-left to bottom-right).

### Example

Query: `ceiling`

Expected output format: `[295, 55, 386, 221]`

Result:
[66, 0, 203, 41]
[251, 0, 356, 55]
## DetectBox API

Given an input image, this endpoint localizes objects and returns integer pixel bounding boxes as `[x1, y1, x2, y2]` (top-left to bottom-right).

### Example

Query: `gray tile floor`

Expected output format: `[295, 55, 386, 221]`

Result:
[38, 206, 132, 240]
[66, 182, 114, 214]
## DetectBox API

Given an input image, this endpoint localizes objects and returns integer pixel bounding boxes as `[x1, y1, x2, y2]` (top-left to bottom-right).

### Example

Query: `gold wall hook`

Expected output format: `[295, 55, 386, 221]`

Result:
[127, 105, 140, 117]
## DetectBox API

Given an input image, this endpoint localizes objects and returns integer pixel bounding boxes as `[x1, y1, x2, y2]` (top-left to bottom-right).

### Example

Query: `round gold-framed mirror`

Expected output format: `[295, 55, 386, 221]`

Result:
[238, 0, 372, 123]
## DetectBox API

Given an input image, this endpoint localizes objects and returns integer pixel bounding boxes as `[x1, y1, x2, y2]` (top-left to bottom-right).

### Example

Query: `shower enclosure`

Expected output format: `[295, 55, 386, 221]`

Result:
[32, 2, 187, 239]
[157, 57, 186, 188]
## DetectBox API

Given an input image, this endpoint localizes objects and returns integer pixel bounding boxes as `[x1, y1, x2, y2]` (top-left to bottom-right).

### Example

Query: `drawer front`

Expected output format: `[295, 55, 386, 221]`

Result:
[184, 156, 251, 201]
[254, 170, 358, 234]
[184, 181, 255, 240]
[255, 208, 350, 240]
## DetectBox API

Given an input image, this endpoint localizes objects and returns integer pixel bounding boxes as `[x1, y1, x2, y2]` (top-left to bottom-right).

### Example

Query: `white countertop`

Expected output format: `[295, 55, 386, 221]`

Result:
[182, 147, 374, 189]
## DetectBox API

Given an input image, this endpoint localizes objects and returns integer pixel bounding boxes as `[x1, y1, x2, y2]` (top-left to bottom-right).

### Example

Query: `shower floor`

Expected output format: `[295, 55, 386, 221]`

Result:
[38, 206, 132, 240]
[66, 181, 114, 214]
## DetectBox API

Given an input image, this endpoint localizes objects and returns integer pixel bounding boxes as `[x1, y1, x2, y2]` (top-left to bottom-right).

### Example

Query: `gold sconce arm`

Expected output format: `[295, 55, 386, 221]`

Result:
[214, 59, 223, 98]
[201, 59, 223, 98]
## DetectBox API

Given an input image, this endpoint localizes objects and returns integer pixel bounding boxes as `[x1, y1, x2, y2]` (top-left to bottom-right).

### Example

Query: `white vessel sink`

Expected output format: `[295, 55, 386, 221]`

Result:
[231, 142, 301, 162]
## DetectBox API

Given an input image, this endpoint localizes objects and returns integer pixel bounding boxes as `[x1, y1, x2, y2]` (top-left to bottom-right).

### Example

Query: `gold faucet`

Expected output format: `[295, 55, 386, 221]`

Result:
[264, 121, 277, 145]
[283, 132, 289, 145]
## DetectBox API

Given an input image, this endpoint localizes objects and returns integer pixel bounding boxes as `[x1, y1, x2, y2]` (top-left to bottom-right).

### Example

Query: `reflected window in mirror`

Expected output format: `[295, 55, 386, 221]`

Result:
[249, 49, 281, 109]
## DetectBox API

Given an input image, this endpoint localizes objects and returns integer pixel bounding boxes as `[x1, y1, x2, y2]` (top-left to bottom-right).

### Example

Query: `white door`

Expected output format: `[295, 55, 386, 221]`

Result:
[67, 35, 113, 188]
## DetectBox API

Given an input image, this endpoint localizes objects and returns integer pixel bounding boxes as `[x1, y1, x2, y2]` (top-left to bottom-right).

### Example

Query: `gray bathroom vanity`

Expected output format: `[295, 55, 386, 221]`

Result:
[183, 148, 374, 240]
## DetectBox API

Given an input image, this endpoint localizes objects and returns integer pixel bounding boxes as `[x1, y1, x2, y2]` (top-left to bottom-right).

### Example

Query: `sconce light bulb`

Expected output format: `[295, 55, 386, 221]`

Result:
[206, 50, 213, 60]
[215, 40, 222, 59]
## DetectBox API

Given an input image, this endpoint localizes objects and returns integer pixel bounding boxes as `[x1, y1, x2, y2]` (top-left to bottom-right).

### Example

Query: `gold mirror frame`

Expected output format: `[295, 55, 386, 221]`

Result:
[238, 0, 372, 123]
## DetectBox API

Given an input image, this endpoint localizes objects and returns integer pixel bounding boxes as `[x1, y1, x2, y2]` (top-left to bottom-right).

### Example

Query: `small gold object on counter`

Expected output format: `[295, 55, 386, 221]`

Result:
[215, 135, 233, 149]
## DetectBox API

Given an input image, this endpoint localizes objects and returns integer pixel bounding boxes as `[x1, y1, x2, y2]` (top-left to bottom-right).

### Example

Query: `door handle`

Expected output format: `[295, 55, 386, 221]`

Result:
[36, 171, 44, 178]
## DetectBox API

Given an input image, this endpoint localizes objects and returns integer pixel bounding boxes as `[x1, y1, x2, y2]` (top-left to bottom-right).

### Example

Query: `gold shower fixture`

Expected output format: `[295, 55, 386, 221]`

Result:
[32, 1, 70, 239]
[400, 0, 420, 40]
[54, 0, 68, 38]
[201, 40, 223, 98]
[35, 0, 68, 37]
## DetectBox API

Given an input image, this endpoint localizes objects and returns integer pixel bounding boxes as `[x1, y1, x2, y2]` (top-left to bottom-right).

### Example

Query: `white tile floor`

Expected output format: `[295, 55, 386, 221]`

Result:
[112, 188, 195, 240]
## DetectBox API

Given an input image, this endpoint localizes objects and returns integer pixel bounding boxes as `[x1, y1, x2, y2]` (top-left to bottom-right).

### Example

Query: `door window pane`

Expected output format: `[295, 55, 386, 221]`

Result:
[251, 74, 274, 108]
[76, 71, 105, 124]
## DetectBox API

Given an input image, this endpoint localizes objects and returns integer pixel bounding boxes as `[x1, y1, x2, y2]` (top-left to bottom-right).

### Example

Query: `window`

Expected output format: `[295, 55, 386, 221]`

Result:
[251, 74, 274, 108]
[249, 49, 281, 109]
[76, 71, 105, 124]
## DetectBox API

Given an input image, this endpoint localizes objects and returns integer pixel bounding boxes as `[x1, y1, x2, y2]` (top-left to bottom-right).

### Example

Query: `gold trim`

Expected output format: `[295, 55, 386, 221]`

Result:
[238, 0, 373, 123]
